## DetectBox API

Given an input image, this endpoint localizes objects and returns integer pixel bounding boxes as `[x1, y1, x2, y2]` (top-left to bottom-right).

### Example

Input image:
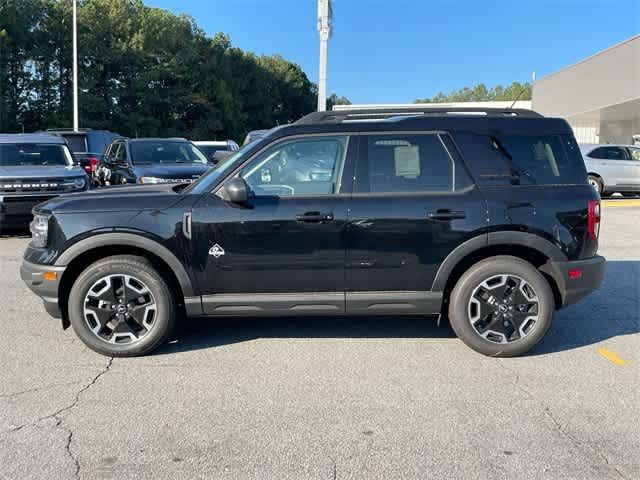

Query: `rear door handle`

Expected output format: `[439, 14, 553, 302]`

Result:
[428, 209, 466, 220]
[295, 211, 334, 223]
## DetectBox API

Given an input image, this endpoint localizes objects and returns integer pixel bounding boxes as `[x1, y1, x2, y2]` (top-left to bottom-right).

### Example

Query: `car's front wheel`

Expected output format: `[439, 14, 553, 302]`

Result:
[68, 255, 176, 357]
[448, 256, 554, 357]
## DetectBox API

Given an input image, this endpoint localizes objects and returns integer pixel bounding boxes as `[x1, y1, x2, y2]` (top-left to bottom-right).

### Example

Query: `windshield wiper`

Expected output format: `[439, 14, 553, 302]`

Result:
[490, 136, 537, 185]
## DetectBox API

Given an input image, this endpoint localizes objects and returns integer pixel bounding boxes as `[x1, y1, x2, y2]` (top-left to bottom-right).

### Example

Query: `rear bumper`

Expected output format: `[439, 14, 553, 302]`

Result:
[0, 195, 56, 228]
[20, 259, 66, 319]
[541, 255, 606, 308]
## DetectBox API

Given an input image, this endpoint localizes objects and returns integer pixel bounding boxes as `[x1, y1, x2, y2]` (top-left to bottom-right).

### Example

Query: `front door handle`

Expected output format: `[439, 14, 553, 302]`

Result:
[295, 211, 334, 223]
[428, 209, 466, 220]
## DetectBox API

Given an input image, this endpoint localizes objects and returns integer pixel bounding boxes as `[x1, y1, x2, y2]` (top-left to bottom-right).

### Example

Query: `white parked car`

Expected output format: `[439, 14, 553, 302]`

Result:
[193, 140, 240, 166]
[580, 144, 640, 196]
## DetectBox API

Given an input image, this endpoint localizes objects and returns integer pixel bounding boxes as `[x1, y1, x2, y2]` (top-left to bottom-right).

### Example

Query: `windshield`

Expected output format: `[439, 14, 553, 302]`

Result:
[129, 141, 208, 165]
[0, 143, 73, 167]
[184, 140, 260, 194]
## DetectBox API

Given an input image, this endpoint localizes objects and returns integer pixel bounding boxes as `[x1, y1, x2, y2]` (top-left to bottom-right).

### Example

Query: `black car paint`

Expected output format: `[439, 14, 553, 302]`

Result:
[23, 114, 604, 325]
[97, 139, 211, 186]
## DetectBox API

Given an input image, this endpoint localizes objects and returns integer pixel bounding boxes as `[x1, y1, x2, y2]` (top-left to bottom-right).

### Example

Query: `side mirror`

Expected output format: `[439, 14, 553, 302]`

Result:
[224, 177, 250, 204]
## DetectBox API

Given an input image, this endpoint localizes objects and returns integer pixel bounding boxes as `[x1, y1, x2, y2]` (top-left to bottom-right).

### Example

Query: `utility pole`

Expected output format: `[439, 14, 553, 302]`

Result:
[72, 0, 79, 131]
[317, 0, 332, 112]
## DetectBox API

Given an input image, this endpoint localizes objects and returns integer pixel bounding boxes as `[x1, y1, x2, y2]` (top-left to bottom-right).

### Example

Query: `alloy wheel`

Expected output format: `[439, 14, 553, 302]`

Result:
[467, 274, 539, 344]
[83, 274, 157, 344]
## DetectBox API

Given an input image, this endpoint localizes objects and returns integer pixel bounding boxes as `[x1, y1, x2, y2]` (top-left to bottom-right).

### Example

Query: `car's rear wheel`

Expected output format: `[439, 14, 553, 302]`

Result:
[587, 175, 603, 195]
[448, 256, 554, 357]
[68, 255, 176, 357]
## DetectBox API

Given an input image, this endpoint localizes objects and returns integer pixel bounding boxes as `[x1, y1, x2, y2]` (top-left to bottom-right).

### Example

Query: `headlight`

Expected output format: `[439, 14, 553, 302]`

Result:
[29, 213, 50, 248]
[139, 176, 168, 184]
[72, 177, 86, 189]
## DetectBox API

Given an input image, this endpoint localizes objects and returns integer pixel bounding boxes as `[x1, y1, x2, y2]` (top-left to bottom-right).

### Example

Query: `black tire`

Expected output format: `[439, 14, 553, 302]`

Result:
[68, 255, 176, 357]
[587, 175, 603, 195]
[448, 256, 554, 357]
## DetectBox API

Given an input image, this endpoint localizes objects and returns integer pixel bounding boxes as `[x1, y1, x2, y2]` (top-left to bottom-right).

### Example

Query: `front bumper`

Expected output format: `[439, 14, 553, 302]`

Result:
[0, 195, 57, 228]
[541, 255, 606, 308]
[20, 259, 66, 319]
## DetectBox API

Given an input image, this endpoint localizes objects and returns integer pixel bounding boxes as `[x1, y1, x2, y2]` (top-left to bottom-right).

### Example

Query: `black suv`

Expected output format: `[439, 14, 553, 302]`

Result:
[96, 137, 211, 186]
[0, 134, 90, 229]
[21, 108, 605, 357]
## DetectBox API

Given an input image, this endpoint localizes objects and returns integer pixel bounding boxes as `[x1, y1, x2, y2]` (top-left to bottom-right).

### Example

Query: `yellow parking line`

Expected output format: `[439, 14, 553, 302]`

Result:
[602, 199, 640, 207]
[596, 347, 628, 366]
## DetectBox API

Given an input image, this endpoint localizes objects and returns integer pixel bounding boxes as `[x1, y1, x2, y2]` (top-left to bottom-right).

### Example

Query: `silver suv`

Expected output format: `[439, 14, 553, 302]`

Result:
[581, 144, 640, 196]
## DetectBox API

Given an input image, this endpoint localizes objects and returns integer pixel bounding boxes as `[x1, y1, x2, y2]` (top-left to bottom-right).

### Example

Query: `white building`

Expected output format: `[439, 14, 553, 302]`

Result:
[532, 35, 640, 145]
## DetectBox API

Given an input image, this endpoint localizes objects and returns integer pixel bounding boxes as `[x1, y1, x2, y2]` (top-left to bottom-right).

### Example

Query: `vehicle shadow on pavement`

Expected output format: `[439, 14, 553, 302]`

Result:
[532, 260, 639, 356]
[157, 314, 453, 355]
[0, 227, 30, 238]
[155, 260, 638, 357]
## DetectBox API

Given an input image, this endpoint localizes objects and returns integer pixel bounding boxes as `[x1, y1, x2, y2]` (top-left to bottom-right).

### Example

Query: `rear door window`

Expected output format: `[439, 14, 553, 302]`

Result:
[356, 134, 457, 193]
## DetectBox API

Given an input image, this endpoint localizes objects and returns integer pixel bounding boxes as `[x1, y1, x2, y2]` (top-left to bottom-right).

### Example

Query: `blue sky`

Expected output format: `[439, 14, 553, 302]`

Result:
[147, 0, 639, 104]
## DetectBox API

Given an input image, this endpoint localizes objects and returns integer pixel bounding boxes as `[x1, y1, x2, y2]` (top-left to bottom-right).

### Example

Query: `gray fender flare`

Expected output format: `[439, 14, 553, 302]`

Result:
[431, 231, 567, 292]
[55, 232, 195, 297]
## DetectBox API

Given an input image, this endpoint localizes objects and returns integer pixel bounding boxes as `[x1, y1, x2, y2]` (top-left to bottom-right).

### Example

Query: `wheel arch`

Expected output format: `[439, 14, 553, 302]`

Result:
[56, 233, 195, 328]
[432, 232, 566, 310]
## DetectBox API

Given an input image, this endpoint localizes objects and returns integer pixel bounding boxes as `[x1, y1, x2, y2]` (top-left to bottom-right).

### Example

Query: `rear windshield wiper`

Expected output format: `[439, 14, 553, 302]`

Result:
[489, 136, 537, 185]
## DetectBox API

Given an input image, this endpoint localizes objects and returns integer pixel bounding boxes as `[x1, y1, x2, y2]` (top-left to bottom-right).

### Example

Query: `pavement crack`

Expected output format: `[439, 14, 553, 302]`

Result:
[0, 381, 83, 399]
[2, 357, 113, 438]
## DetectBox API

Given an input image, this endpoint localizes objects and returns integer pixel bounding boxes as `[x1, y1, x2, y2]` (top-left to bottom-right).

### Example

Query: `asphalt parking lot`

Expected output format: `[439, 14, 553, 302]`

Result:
[1, 201, 638, 480]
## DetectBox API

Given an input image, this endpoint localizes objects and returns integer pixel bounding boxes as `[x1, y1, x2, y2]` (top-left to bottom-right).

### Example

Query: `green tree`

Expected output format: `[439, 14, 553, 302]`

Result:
[414, 82, 532, 104]
[326, 93, 351, 111]
[0, 0, 328, 141]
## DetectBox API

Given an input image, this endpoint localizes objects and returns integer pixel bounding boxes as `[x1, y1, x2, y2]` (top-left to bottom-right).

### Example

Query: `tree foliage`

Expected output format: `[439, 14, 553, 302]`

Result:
[414, 82, 532, 104]
[0, 0, 318, 141]
[326, 93, 351, 111]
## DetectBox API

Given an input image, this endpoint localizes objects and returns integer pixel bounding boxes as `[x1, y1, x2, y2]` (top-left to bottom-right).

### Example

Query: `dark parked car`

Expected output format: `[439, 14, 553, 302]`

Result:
[21, 108, 605, 357]
[46, 128, 119, 178]
[0, 134, 90, 229]
[96, 137, 211, 186]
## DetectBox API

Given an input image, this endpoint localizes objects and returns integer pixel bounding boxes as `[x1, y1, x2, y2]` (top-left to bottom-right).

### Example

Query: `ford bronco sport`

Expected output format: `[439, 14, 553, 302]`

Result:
[21, 108, 605, 357]
[1, 134, 90, 229]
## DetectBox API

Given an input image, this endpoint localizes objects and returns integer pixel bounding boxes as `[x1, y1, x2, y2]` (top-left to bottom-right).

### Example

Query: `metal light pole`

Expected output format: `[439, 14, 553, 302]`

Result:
[72, 0, 79, 131]
[317, 0, 332, 112]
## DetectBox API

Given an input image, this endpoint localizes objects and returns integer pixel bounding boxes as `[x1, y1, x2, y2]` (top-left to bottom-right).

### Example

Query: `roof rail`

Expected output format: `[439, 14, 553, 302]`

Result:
[45, 128, 93, 132]
[296, 107, 543, 124]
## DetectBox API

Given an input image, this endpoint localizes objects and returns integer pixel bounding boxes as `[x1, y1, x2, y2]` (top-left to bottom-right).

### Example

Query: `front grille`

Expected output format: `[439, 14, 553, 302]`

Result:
[0, 178, 79, 194]
[2, 195, 56, 203]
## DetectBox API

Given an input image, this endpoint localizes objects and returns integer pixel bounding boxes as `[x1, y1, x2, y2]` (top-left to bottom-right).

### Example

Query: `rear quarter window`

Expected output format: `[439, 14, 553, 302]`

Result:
[452, 132, 587, 186]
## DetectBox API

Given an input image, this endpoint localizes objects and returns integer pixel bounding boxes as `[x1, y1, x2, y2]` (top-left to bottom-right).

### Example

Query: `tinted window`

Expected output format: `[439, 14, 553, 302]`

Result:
[0, 143, 72, 166]
[589, 146, 628, 160]
[357, 134, 453, 193]
[114, 143, 127, 162]
[62, 134, 87, 153]
[241, 136, 348, 197]
[197, 145, 226, 161]
[627, 147, 640, 161]
[496, 135, 583, 185]
[129, 142, 208, 165]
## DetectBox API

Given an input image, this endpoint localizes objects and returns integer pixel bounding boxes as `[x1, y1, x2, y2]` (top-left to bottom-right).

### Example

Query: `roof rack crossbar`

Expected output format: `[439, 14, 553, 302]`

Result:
[296, 107, 543, 124]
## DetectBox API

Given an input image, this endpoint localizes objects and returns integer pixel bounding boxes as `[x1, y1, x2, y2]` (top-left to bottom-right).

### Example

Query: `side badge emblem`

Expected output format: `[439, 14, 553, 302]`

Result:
[209, 244, 225, 258]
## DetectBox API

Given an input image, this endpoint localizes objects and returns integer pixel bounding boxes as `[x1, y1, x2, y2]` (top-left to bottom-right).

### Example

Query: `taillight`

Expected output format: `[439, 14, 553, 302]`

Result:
[86, 156, 99, 174]
[587, 200, 601, 239]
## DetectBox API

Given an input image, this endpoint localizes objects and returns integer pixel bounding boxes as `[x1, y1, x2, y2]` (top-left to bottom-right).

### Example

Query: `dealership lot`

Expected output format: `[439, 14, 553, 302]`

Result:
[0, 203, 638, 480]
